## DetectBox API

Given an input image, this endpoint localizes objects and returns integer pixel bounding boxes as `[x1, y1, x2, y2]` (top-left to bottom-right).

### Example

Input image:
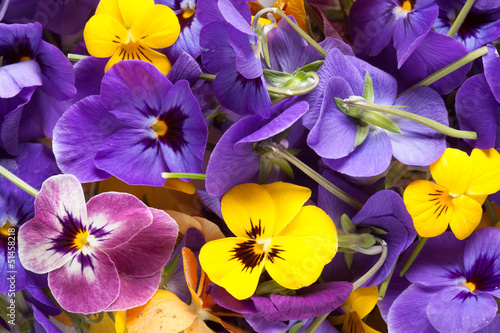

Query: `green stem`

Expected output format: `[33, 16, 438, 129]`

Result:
[352, 238, 387, 290]
[378, 262, 396, 300]
[485, 199, 499, 224]
[306, 313, 330, 333]
[0, 165, 38, 197]
[199, 72, 320, 96]
[252, 8, 327, 57]
[259, 142, 363, 210]
[161, 172, 206, 180]
[399, 46, 488, 96]
[343, 99, 477, 140]
[447, 0, 477, 37]
[67, 53, 90, 62]
[400, 237, 427, 277]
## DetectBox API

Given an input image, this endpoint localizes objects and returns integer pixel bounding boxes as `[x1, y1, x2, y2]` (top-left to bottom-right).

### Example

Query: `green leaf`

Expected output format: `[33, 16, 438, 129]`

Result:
[362, 72, 374, 103]
[289, 322, 305, 333]
[298, 60, 324, 72]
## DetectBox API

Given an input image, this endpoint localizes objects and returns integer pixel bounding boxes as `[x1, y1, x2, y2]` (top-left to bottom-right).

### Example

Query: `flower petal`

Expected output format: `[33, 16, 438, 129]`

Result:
[449, 195, 483, 240]
[103, 208, 177, 276]
[199, 237, 266, 300]
[403, 180, 452, 238]
[430, 148, 472, 195]
[105, 271, 161, 311]
[84, 14, 128, 58]
[468, 148, 500, 195]
[105, 43, 172, 75]
[86, 192, 153, 249]
[117, 0, 154, 28]
[130, 4, 180, 49]
[49, 248, 120, 314]
[221, 183, 276, 239]
[345, 286, 378, 319]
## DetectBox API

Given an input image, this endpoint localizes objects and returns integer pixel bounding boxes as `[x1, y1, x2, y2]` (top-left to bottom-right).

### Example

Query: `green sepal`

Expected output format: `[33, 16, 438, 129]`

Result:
[338, 233, 376, 248]
[268, 155, 294, 179]
[289, 322, 305, 333]
[272, 127, 291, 143]
[362, 72, 375, 103]
[334, 97, 349, 115]
[344, 252, 354, 269]
[162, 254, 181, 280]
[369, 226, 389, 236]
[298, 60, 324, 72]
[358, 109, 402, 134]
[253, 22, 271, 68]
[341, 214, 356, 233]
[354, 121, 369, 147]
[259, 154, 273, 184]
[263, 69, 293, 85]
[287, 148, 301, 155]
[384, 160, 409, 189]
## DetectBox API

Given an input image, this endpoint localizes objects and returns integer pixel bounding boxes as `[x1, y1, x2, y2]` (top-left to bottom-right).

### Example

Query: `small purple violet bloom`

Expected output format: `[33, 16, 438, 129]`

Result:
[53, 60, 207, 186]
[387, 228, 500, 333]
[18, 174, 179, 314]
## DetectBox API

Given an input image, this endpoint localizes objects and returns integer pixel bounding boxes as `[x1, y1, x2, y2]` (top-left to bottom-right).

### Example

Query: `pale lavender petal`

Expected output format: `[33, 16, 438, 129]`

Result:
[103, 208, 177, 277]
[218, 0, 254, 36]
[105, 271, 161, 311]
[86, 192, 153, 249]
[323, 129, 392, 177]
[387, 285, 440, 333]
[475, 0, 500, 9]
[388, 86, 447, 166]
[0, 61, 41, 98]
[477, 315, 500, 333]
[49, 248, 119, 314]
[244, 313, 289, 332]
[94, 128, 168, 186]
[307, 78, 356, 159]
[428, 285, 497, 333]
[52, 96, 121, 183]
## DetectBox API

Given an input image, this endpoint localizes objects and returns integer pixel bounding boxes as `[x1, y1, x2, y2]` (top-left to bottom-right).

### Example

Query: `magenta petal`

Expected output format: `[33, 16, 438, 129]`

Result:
[104, 208, 177, 277]
[86, 192, 153, 249]
[18, 217, 75, 274]
[428, 286, 497, 333]
[49, 249, 120, 314]
[34, 174, 88, 231]
[105, 271, 161, 311]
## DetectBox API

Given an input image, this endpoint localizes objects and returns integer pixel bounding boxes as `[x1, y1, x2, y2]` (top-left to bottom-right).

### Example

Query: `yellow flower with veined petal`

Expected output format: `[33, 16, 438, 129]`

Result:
[199, 182, 338, 300]
[84, 0, 180, 74]
[404, 148, 500, 240]
[330, 286, 381, 333]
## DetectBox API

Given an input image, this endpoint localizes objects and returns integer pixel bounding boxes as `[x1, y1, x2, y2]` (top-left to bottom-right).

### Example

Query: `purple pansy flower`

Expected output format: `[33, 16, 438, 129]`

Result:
[433, 0, 500, 51]
[1, 143, 60, 294]
[387, 228, 500, 333]
[303, 49, 448, 177]
[53, 60, 207, 186]
[18, 174, 178, 313]
[0, 22, 75, 155]
[349, 0, 439, 68]
[456, 45, 500, 149]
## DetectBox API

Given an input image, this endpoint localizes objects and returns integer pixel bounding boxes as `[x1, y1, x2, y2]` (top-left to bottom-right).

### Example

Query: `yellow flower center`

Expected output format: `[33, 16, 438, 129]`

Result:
[255, 237, 272, 252]
[73, 230, 90, 250]
[1, 222, 13, 237]
[151, 119, 168, 136]
[401, 0, 412, 11]
[182, 8, 195, 19]
[464, 281, 476, 293]
[19, 56, 32, 62]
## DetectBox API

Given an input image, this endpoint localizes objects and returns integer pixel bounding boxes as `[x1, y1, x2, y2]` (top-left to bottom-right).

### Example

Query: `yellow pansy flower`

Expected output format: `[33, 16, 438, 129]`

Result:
[404, 148, 500, 240]
[330, 286, 381, 333]
[84, 0, 180, 74]
[199, 182, 338, 300]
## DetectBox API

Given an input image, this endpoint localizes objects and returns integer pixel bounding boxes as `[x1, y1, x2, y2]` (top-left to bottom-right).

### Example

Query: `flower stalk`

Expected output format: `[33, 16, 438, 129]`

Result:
[0, 165, 38, 197]
[399, 237, 428, 276]
[447, 0, 477, 38]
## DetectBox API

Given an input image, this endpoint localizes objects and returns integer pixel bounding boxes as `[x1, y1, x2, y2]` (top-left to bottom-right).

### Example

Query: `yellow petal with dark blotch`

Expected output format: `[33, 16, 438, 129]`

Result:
[276, 205, 338, 262]
[345, 286, 379, 319]
[199, 237, 266, 300]
[468, 148, 500, 195]
[84, 14, 127, 58]
[261, 182, 311, 235]
[182, 248, 200, 308]
[430, 148, 472, 196]
[404, 180, 452, 238]
[126, 290, 196, 333]
[265, 235, 333, 290]
[104, 42, 172, 75]
[221, 183, 276, 239]
[117, 0, 154, 29]
[96, 0, 124, 25]
[131, 4, 180, 49]
[449, 195, 483, 240]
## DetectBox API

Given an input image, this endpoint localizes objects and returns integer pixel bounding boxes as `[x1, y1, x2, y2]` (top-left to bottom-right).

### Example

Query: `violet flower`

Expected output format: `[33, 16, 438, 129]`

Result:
[348, 0, 439, 68]
[53, 60, 207, 186]
[456, 45, 500, 149]
[303, 48, 448, 177]
[18, 174, 178, 313]
[387, 228, 500, 332]
[433, 0, 500, 51]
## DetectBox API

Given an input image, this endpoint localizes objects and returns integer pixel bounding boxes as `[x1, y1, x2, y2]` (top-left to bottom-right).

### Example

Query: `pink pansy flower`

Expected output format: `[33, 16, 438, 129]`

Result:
[18, 174, 178, 314]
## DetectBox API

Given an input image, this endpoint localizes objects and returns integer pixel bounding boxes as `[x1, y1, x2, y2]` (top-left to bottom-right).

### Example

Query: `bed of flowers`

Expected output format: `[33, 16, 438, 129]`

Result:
[2, 0, 500, 332]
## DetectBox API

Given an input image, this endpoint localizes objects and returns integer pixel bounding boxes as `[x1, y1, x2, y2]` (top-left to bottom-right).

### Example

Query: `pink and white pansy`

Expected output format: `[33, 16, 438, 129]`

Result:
[18, 174, 178, 314]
